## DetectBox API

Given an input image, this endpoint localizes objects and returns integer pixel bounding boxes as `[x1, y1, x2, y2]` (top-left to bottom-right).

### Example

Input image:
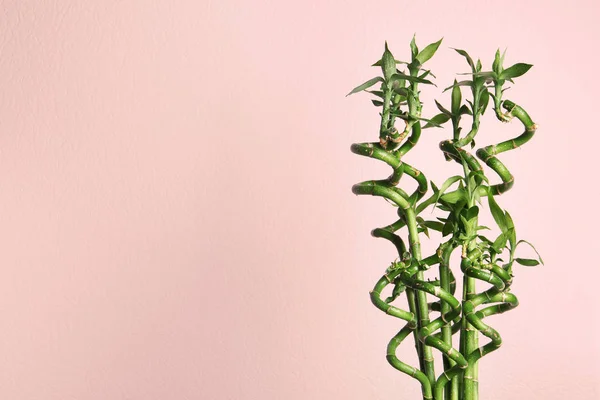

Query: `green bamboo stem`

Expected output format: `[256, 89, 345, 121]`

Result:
[438, 242, 460, 400]
[476, 100, 537, 195]
[434, 249, 516, 400]
[370, 267, 434, 399]
[398, 264, 466, 370]
[405, 208, 437, 387]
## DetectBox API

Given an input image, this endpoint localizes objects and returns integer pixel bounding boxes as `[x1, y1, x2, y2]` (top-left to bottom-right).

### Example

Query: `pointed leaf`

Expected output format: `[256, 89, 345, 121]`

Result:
[416, 38, 443, 65]
[346, 76, 384, 96]
[499, 63, 533, 80]
[451, 80, 462, 114]
[492, 49, 501, 74]
[487, 192, 508, 232]
[434, 176, 464, 207]
[372, 59, 409, 67]
[435, 99, 451, 116]
[457, 70, 497, 78]
[444, 80, 472, 92]
[382, 42, 396, 81]
[366, 90, 384, 98]
[479, 88, 490, 114]
[492, 232, 507, 253]
[516, 240, 544, 265]
[452, 48, 475, 70]
[459, 104, 472, 115]
[423, 113, 451, 129]
[390, 73, 435, 86]
[422, 221, 444, 232]
[515, 258, 540, 267]
[410, 34, 418, 59]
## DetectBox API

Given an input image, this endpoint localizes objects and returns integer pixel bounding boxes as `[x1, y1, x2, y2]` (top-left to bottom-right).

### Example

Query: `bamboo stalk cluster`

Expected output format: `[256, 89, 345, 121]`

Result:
[348, 36, 543, 400]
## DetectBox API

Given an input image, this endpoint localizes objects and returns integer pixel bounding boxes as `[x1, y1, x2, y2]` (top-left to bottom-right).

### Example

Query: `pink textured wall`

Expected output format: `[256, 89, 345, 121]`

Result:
[0, 1, 598, 399]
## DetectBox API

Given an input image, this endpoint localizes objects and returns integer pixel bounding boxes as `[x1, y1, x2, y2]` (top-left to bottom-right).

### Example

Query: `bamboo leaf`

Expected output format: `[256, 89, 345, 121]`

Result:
[466, 205, 479, 220]
[515, 258, 539, 267]
[382, 42, 396, 81]
[443, 80, 472, 92]
[492, 232, 507, 253]
[390, 73, 435, 86]
[372, 59, 409, 67]
[451, 80, 462, 115]
[492, 49, 502, 74]
[457, 70, 497, 78]
[479, 88, 490, 114]
[487, 192, 508, 233]
[459, 104, 472, 115]
[346, 76, 384, 96]
[499, 63, 533, 80]
[505, 211, 516, 250]
[416, 38, 443, 65]
[442, 217, 455, 237]
[434, 176, 464, 207]
[452, 48, 475, 70]
[516, 239, 544, 265]
[435, 99, 451, 116]
[366, 90, 384, 98]
[423, 221, 444, 231]
[371, 99, 383, 107]
[440, 188, 467, 205]
[423, 113, 451, 129]
[410, 34, 418, 59]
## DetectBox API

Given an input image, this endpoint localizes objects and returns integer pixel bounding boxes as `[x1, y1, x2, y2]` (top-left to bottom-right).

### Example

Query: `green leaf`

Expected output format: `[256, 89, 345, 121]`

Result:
[346, 76, 384, 96]
[479, 88, 490, 114]
[423, 113, 451, 129]
[492, 49, 501, 74]
[410, 34, 418, 60]
[457, 70, 497, 79]
[422, 221, 444, 232]
[466, 205, 479, 220]
[499, 63, 533, 80]
[451, 80, 462, 115]
[393, 86, 410, 97]
[435, 175, 464, 205]
[487, 191, 508, 233]
[459, 104, 472, 115]
[366, 90, 384, 98]
[418, 226, 431, 238]
[452, 48, 475, 70]
[382, 42, 396, 81]
[443, 80, 472, 92]
[371, 99, 383, 107]
[435, 99, 451, 116]
[440, 188, 467, 204]
[476, 59, 482, 72]
[504, 211, 516, 249]
[492, 232, 507, 253]
[390, 73, 434, 86]
[442, 217, 455, 237]
[515, 258, 539, 267]
[372, 59, 409, 67]
[416, 37, 443, 65]
[516, 240, 544, 265]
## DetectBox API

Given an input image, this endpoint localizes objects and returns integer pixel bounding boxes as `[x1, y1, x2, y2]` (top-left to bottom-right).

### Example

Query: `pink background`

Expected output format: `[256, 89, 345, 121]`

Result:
[0, 1, 598, 399]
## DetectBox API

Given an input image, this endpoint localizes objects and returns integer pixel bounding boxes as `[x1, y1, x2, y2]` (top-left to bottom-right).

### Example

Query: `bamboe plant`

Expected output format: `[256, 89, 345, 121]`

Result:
[348, 36, 543, 400]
